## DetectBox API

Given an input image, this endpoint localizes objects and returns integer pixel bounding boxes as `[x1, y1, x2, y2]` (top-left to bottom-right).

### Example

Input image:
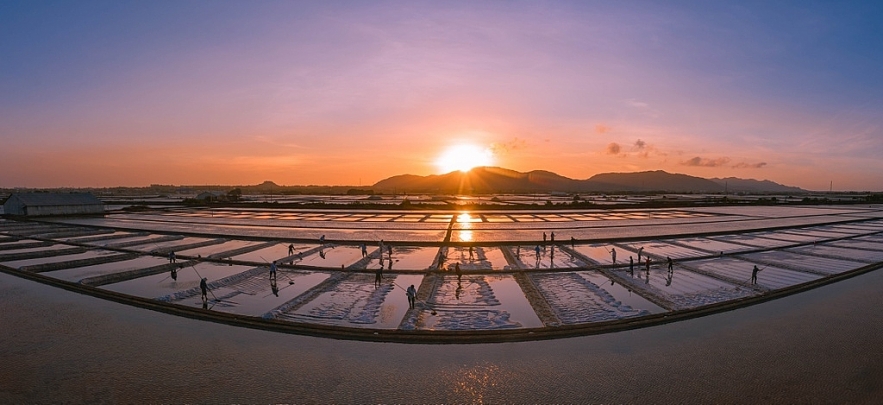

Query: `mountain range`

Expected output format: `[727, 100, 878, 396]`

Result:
[372, 167, 805, 194]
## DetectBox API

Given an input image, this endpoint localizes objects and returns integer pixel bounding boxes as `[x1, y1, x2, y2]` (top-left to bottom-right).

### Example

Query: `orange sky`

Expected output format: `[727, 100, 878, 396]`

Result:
[2, 2, 882, 191]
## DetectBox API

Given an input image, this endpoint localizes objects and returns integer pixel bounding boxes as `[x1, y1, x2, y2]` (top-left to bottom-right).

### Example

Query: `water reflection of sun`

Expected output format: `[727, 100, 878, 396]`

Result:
[455, 212, 480, 242]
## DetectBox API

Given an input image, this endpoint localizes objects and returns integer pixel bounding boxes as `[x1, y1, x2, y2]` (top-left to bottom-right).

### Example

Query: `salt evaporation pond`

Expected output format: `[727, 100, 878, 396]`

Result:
[672, 237, 754, 255]
[710, 234, 793, 249]
[415, 274, 542, 330]
[788, 244, 883, 263]
[277, 273, 423, 329]
[752, 231, 821, 244]
[102, 262, 253, 298]
[129, 237, 216, 252]
[167, 270, 331, 316]
[0, 238, 46, 249]
[611, 265, 751, 310]
[230, 242, 314, 263]
[737, 250, 866, 275]
[445, 246, 511, 270]
[364, 246, 438, 271]
[509, 245, 587, 269]
[686, 257, 820, 289]
[577, 271, 666, 314]
[827, 239, 883, 251]
[2, 250, 121, 269]
[572, 244, 621, 264]
[62, 231, 139, 242]
[46, 256, 171, 282]
[88, 234, 175, 248]
[175, 240, 261, 258]
[618, 241, 710, 260]
[530, 272, 651, 324]
[298, 244, 363, 268]
[0, 243, 77, 255]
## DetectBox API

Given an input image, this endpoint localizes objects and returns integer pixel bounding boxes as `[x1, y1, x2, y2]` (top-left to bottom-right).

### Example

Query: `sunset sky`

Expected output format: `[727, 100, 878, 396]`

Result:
[2, 1, 882, 190]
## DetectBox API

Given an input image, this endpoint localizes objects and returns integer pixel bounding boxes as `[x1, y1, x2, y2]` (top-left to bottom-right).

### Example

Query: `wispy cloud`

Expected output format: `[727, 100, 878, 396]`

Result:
[732, 162, 767, 169]
[681, 156, 731, 167]
[606, 142, 622, 155]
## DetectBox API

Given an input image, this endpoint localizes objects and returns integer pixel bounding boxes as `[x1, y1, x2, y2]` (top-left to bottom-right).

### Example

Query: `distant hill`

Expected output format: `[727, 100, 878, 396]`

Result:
[373, 167, 804, 193]
[710, 177, 805, 193]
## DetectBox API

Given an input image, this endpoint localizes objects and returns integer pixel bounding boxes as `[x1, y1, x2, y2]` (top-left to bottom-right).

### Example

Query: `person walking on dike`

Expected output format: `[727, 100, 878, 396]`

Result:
[288, 243, 294, 256]
[667, 257, 673, 272]
[535, 245, 541, 261]
[469, 245, 474, 260]
[387, 244, 392, 259]
[543, 232, 547, 245]
[571, 236, 575, 249]
[169, 251, 176, 264]
[200, 277, 208, 302]
[269, 261, 277, 280]
[629, 256, 634, 275]
[551, 232, 555, 243]
[751, 265, 763, 284]
[638, 246, 644, 262]
[611, 247, 617, 264]
[360, 243, 367, 258]
[406, 284, 417, 309]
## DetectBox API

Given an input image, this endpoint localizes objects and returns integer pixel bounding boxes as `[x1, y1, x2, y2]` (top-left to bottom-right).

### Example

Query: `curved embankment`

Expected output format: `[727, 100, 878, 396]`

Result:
[3, 261, 881, 344]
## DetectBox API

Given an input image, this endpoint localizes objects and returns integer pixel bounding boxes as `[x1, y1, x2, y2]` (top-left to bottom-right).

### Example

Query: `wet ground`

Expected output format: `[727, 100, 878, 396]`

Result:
[3, 263, 883, 402]
[0, 205, 882, 336]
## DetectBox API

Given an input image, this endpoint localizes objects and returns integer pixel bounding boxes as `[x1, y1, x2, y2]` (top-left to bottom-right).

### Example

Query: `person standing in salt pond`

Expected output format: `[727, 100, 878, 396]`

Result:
[638, 246, 644, 262]
[269, 261, 277, 281]
[200, 277, 208, 302]
[629, 256, 634, 275]
[288, 244, 294, 255]
[360, 243, 367, 258]
[406, 285, 417, 309]
[611, 247, 617, 264]
[751, 265, 763, 284]
[375, 264, 383, 288]
[168, 251, 176, 264]
[667, 257, 674, 272]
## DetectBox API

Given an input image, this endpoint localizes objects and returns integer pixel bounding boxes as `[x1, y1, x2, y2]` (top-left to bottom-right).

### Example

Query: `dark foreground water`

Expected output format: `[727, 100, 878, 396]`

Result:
[2, 270, 882, 403]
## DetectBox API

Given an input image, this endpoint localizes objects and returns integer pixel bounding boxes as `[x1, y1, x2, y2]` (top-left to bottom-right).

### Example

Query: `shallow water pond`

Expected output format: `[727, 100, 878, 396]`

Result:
[46, 256, 171, 282]
[102, 262, 253, 299]
[175, 271, 331, 316]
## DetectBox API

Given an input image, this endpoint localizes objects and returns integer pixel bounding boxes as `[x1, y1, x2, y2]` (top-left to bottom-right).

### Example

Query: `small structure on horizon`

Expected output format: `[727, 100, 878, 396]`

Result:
[195, 191, 227, 202]
[2, 192, 104, 216]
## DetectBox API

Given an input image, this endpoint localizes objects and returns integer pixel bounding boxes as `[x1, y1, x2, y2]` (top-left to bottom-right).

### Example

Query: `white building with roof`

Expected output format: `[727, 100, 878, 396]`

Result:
[2, 193, 105, 216]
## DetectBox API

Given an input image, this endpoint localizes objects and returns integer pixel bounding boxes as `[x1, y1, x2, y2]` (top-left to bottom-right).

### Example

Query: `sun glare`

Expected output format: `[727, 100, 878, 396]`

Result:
[435, 144, 494, 173]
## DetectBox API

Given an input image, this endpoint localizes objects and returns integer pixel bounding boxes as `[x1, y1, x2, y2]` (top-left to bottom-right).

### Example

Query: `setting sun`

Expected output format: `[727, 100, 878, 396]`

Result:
[435, 144, 494, 173]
